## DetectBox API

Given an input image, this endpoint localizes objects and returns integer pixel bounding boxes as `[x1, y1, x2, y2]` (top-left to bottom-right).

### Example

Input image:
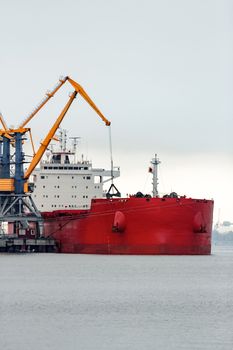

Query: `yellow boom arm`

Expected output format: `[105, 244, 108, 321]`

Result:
[67, 78, 110, 126]
[20, 76, 110, 128]
[19, 77, 68, 128]
[23, 76, 110, 180]
[24, 91, 77, 179]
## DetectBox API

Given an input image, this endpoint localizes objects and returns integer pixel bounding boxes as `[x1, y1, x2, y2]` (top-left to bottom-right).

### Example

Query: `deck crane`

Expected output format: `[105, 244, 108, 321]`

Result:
[0, 76, 111, 250]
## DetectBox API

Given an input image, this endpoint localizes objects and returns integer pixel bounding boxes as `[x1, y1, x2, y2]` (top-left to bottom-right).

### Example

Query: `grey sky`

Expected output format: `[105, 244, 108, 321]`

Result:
[0, 0, 232, 221]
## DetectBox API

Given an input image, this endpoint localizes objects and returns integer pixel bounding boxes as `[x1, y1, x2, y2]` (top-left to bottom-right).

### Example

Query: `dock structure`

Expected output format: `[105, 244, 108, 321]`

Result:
[0, 131, 56, 253]
[0, 235, 56, 253]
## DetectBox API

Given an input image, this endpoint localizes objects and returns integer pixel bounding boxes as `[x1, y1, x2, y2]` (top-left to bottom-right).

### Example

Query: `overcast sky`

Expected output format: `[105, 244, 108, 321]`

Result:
[0, 0, 232, 222]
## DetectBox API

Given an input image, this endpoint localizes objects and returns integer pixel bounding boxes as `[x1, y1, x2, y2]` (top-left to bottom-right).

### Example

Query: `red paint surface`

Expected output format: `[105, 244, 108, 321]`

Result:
[42, 197, 214, 255]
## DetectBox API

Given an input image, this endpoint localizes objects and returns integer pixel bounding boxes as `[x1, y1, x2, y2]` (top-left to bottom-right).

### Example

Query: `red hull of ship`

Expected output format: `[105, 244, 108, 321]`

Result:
[42, 197, 214, 255]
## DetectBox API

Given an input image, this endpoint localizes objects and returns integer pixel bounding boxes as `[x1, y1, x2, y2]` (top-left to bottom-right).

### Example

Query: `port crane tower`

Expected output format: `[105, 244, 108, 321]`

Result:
[0, 76, 110, 251]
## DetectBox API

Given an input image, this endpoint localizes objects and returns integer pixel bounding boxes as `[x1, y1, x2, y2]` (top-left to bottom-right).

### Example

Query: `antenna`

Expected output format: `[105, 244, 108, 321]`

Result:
[63, 129, 67, 151]
[69, 136, 81, 153]
[58, 128, 68, 151]
[69, 136, 81, 162]
[58, 128, 63, 151]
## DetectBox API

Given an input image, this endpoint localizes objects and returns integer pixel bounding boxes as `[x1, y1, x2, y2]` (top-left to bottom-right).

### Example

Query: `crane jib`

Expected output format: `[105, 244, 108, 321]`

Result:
[0, 75, 111, 190]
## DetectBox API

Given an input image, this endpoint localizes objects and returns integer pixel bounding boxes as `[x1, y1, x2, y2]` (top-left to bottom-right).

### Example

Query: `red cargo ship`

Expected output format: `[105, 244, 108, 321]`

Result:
[35, 144, 213, 255]
[0, 76, 213, 254]
[42, 196, 213, 255]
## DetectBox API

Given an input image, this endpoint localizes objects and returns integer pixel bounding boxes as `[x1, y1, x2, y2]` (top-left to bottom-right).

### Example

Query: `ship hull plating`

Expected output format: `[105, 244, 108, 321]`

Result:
[42, 197, 214, 255]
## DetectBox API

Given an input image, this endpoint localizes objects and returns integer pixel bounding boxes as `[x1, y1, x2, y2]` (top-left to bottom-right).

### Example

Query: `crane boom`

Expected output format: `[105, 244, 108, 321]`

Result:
[19, 76, 68, 128]
[22, 76, 111, 181]
[67, 78, 111, 126]
[24, 91, 77, 179]
[19, 76, 110, 129]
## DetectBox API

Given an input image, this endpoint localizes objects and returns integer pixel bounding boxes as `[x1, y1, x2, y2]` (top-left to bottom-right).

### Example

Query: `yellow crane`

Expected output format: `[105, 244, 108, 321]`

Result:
[0, 76, 111, 192]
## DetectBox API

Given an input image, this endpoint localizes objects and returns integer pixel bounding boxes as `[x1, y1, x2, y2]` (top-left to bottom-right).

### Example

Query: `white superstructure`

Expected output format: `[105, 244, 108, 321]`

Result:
[30, 131, 120, 211]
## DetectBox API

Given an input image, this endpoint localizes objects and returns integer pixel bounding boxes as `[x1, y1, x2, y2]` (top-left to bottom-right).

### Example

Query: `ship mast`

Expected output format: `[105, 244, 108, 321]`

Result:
[150, 154, 160, 197]
[58, 129, 67, 151]
[69, 136, 81, 163]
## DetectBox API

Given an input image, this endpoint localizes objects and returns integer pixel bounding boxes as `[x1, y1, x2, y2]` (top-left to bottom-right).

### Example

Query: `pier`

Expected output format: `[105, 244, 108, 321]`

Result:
[0, 235, 56, 253]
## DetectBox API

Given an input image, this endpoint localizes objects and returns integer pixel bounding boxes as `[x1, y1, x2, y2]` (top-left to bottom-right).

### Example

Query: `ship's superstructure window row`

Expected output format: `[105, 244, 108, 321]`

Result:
[43, 166, 89, 170]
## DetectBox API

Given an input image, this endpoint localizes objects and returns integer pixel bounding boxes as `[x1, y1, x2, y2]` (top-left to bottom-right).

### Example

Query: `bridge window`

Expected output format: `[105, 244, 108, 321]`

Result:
[52, 154, 61, 163]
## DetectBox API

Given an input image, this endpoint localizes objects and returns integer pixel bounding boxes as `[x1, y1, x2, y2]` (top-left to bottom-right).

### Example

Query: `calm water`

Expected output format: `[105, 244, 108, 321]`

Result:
[0, 247, 233, 350]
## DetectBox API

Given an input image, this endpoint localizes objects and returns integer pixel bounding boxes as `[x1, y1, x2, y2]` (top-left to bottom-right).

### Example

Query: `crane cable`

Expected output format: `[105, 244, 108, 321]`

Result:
[108, 125, 114, 184]
[106, 125, 121, 198]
